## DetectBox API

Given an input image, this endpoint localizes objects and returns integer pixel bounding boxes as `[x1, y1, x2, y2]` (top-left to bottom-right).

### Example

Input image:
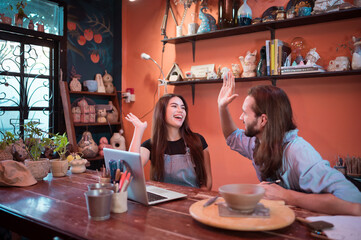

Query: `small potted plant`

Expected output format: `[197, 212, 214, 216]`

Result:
[50, 132, 70, 177]
[0, 130, 17, 161]
[10, 0, 28, 27]
[23, 121, 51, 181]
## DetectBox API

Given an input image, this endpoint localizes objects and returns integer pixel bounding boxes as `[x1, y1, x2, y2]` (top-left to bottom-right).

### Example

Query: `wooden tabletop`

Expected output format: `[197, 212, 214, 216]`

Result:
[0, 170, 322, 240]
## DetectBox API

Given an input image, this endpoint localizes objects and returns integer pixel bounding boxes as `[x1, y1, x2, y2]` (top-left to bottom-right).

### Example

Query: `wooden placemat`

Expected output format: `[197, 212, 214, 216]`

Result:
[189, 198, 295, 231]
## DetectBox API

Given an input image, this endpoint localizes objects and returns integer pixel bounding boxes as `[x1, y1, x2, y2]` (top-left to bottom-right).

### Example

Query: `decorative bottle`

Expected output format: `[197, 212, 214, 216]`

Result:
[237, 0, 252, 26]
[218, 0, 239, 29]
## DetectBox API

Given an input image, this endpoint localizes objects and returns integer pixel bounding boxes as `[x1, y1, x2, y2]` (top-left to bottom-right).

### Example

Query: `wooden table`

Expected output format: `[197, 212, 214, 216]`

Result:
[0, 170, 321, 240]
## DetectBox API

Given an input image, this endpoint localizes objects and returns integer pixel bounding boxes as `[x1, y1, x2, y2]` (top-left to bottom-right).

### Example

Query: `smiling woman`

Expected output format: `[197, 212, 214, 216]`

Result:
[125, 93, 212, 190]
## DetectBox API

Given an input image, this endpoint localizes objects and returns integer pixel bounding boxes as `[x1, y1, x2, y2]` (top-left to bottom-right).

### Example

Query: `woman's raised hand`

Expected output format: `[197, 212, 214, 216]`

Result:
[125, 113, 147, 131]
[217, 71, 238, 109]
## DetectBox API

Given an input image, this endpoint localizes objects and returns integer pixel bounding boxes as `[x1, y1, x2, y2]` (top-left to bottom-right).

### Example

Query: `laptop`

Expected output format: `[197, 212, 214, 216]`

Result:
[103, 148, 187, 205]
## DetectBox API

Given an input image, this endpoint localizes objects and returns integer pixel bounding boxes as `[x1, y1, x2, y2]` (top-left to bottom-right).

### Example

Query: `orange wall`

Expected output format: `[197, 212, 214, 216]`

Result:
[122, 0, 361, 190]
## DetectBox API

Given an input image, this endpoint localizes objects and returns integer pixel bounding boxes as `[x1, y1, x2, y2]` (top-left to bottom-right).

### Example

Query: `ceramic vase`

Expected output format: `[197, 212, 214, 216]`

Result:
[106, 101, 118, 122]
[69, 78, 82, 91]
[24, 158, 50, 181]
[78, 131, 99, 158]
[257, 46, 267, 76]
[237, 0, 252, 26]
[50, 159, 69, 177]
[110, 131, 126, 151]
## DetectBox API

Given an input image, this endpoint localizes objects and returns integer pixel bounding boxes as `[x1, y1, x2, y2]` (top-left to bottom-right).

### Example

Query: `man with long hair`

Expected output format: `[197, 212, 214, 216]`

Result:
[218, 72, 361, 215]
[126, 94, 212, 190]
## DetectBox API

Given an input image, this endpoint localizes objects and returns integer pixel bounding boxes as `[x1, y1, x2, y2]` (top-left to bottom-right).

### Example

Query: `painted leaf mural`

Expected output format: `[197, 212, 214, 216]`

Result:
[65, 0, 113, 81]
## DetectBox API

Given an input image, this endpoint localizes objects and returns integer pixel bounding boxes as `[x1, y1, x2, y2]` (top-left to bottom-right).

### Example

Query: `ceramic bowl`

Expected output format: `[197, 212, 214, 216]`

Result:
[83, 80, 98, 92]
[219, 184, 265, 212]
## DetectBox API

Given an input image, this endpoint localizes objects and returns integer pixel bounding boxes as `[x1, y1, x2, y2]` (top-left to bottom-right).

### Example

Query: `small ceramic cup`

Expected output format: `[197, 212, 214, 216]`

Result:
[111, 191, 128, 213]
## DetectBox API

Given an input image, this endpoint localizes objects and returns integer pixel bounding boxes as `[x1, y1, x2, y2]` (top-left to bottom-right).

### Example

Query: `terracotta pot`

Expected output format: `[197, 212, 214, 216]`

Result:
[24, 158, 50, 181]
[50, 159, 69, 177]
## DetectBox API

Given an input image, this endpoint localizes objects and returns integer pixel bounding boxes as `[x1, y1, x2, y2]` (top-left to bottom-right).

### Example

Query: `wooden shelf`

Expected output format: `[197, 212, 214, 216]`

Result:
[74, 122, 122, 127]
[169, 70, 361, 105]
[168, 70, 361, 86]
[69, 91, 118, 97]
[59, 81, 122, 157]
[161, 8, 361, 45]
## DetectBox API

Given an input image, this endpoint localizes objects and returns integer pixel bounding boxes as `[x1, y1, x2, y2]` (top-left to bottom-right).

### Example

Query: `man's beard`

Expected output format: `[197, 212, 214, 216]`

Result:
[244, 118, 260, 137]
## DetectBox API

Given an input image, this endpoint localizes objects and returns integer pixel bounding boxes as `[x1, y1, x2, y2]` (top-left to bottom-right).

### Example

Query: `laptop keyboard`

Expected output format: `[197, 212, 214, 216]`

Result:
[147, 191, 167, 202]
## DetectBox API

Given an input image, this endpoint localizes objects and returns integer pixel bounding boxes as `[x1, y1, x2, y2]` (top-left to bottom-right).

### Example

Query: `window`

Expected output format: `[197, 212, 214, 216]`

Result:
[0, 0, 65, 139]
[0, 35, 56, 137]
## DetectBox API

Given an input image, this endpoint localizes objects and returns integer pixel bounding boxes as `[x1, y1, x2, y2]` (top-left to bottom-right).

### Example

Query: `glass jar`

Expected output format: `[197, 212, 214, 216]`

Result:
[218, 0, 240, 29]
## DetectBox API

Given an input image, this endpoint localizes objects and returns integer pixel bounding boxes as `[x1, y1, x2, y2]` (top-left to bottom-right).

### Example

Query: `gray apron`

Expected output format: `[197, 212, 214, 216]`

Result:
[163, 146, 199, 188]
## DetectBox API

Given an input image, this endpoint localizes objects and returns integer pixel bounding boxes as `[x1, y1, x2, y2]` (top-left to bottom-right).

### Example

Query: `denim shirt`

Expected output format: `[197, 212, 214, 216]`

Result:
[226, 129, 361, 203]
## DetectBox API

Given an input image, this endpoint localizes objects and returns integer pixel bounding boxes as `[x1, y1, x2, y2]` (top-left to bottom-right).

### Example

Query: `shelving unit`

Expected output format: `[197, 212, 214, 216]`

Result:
[59, 80, 122, 161]
[162, 8, 361, 104]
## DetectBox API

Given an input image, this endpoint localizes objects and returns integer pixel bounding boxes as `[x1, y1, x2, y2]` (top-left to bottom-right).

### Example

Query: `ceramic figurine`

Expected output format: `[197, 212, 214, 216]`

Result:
[97, 108, 107, 123]
[352, 36, 361, 70]
[305, 48, 320, 65]
[206, 71, 218, 80]
[72, 106, 81, 123]
[231, 64, 241, 78]
[197, 7, 217, 34]
[89, 105, 96, 123]
[69, 77, 81, 91]
[106, 101, 118, 122]
[239, 50, 257, 78]
[328, 56, 350, 71]
[77, 131, 99, 158]
[96, 73, 106, 93]
[110, 130, 126, 151]
[103, 70, 115, 94]
[28, 20, 34, 30]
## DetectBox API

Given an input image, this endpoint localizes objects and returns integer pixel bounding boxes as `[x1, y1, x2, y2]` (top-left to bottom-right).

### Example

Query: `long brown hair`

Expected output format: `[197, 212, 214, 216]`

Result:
[150, 94, 207, 186]
[249, 85, 297, 180]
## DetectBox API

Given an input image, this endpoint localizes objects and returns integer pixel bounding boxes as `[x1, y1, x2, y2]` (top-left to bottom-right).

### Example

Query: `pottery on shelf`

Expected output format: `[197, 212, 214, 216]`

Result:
[77, 131, 99, 158]
[110, 130, 126, 151]
[69, 78, 82, 91]
[83, 80, 98, 92]
[106, 101, 118, 122]
[96, 73, 106, 93]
